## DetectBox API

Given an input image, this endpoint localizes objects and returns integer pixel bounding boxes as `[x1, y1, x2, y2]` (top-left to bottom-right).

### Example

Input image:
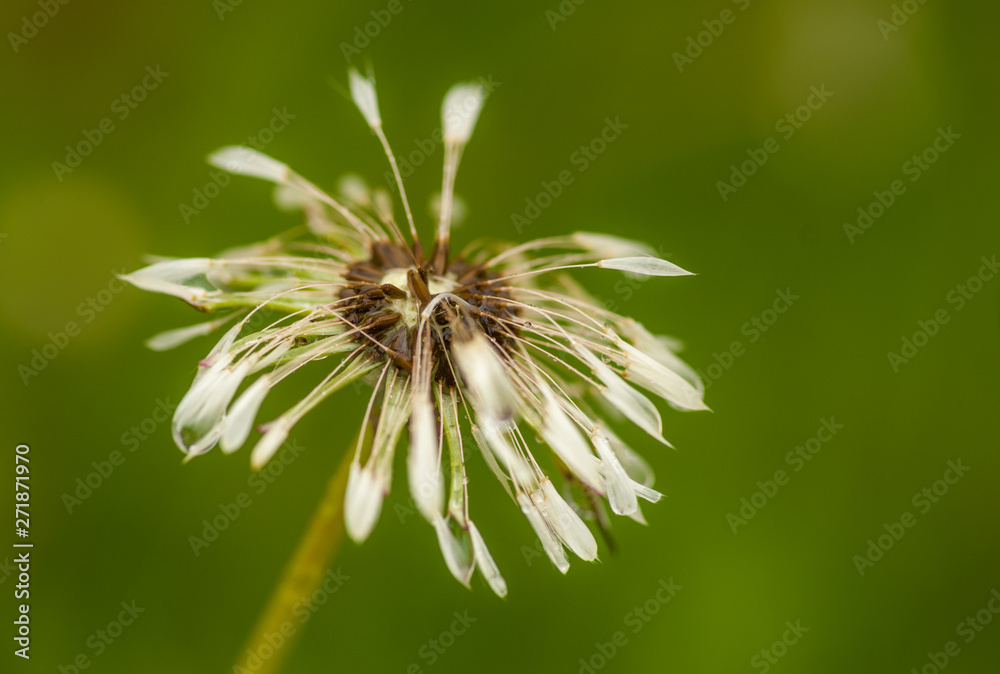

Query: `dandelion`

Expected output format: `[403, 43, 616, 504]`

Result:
[123, 68, 708, 602]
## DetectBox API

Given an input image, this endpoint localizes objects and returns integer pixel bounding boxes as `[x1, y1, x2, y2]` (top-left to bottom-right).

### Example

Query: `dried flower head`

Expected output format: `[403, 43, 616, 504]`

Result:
[123, 69, 708, 596]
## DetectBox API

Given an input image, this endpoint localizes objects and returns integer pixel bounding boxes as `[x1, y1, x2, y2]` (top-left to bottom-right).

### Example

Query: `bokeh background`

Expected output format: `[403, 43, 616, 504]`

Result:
[2, 0, 999, 672]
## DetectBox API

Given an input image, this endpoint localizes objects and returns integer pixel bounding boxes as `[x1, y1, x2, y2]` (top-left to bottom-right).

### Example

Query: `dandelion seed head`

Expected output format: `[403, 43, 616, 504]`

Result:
[123, 68, 707, 594]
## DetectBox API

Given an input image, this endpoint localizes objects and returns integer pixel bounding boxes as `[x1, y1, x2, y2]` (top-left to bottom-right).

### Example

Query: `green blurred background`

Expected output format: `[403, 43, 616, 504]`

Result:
[2, 0, 999, 672]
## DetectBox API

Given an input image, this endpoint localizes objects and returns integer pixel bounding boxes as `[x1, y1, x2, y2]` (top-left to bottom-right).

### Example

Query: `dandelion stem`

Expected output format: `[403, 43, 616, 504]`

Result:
[234, 443, 355, 674]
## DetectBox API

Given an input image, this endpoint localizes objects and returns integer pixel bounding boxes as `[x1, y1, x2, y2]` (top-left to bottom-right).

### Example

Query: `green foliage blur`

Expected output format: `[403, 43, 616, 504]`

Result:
[2, 0, 998, 672]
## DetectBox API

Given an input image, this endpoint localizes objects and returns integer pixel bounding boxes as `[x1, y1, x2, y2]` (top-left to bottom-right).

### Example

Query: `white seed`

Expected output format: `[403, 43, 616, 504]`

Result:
[344, 463, 386, 543]
[348, 68, 381, 129]
[442, 82, 487, 144]
[598, 256, 694, 277]
[208, 146, 290, 183]
[408, 396, 442, 522]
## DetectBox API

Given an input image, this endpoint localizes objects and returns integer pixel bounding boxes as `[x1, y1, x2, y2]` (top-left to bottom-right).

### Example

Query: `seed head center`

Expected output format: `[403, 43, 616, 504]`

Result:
[380, 268, 458, 329]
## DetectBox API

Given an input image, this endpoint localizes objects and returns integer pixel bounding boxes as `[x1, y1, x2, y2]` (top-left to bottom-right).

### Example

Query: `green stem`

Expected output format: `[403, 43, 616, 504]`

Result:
[233, 443, 355, 674]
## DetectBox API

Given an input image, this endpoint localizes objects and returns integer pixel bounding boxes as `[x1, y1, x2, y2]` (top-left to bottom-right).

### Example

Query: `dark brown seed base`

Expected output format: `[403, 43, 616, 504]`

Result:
[339, 240, 519, 380]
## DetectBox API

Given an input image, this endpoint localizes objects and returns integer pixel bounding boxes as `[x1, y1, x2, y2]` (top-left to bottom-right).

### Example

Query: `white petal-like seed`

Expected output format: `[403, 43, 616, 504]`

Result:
[172, 365, 229, 443]
[598, 256, 694, 277]
[272, 184, 313, 212]
[220, 375, 272, 452]
[442, 82, 487, 144]
[593, 433, 638, 516]
[601, 425, 657, 486]
[469, 521, 508, 597]
[477, 419, 534, 485]
[620, 321, 704, 393]
[208, 146, 290, 183]
[517, 493, 569, 574]
[174, 360, 250, 453]
[408, 396, 442, 522]
[145, 315, 231, 351]
[575, 344, 667, 445]
[337, 173, 372, 207]
[619, 340, 709, 411]
[430, 192, 467, 228]
[540, 396, 603, 490]
[203, 362, 250, 423]
[633, 481, 663, 503]
[453, 332, 516, 422]
[344, 463, 386, 543]
[433, 515, 473, 587]
[537, 479, 598, 561]
[183, 425, 224, 459]
[250, 419, 290, 470]
[348, 69, 381, 129]
[373, 188, 394, 222]
[121, 259, 212, 303]
[206, 322, 243, 359]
